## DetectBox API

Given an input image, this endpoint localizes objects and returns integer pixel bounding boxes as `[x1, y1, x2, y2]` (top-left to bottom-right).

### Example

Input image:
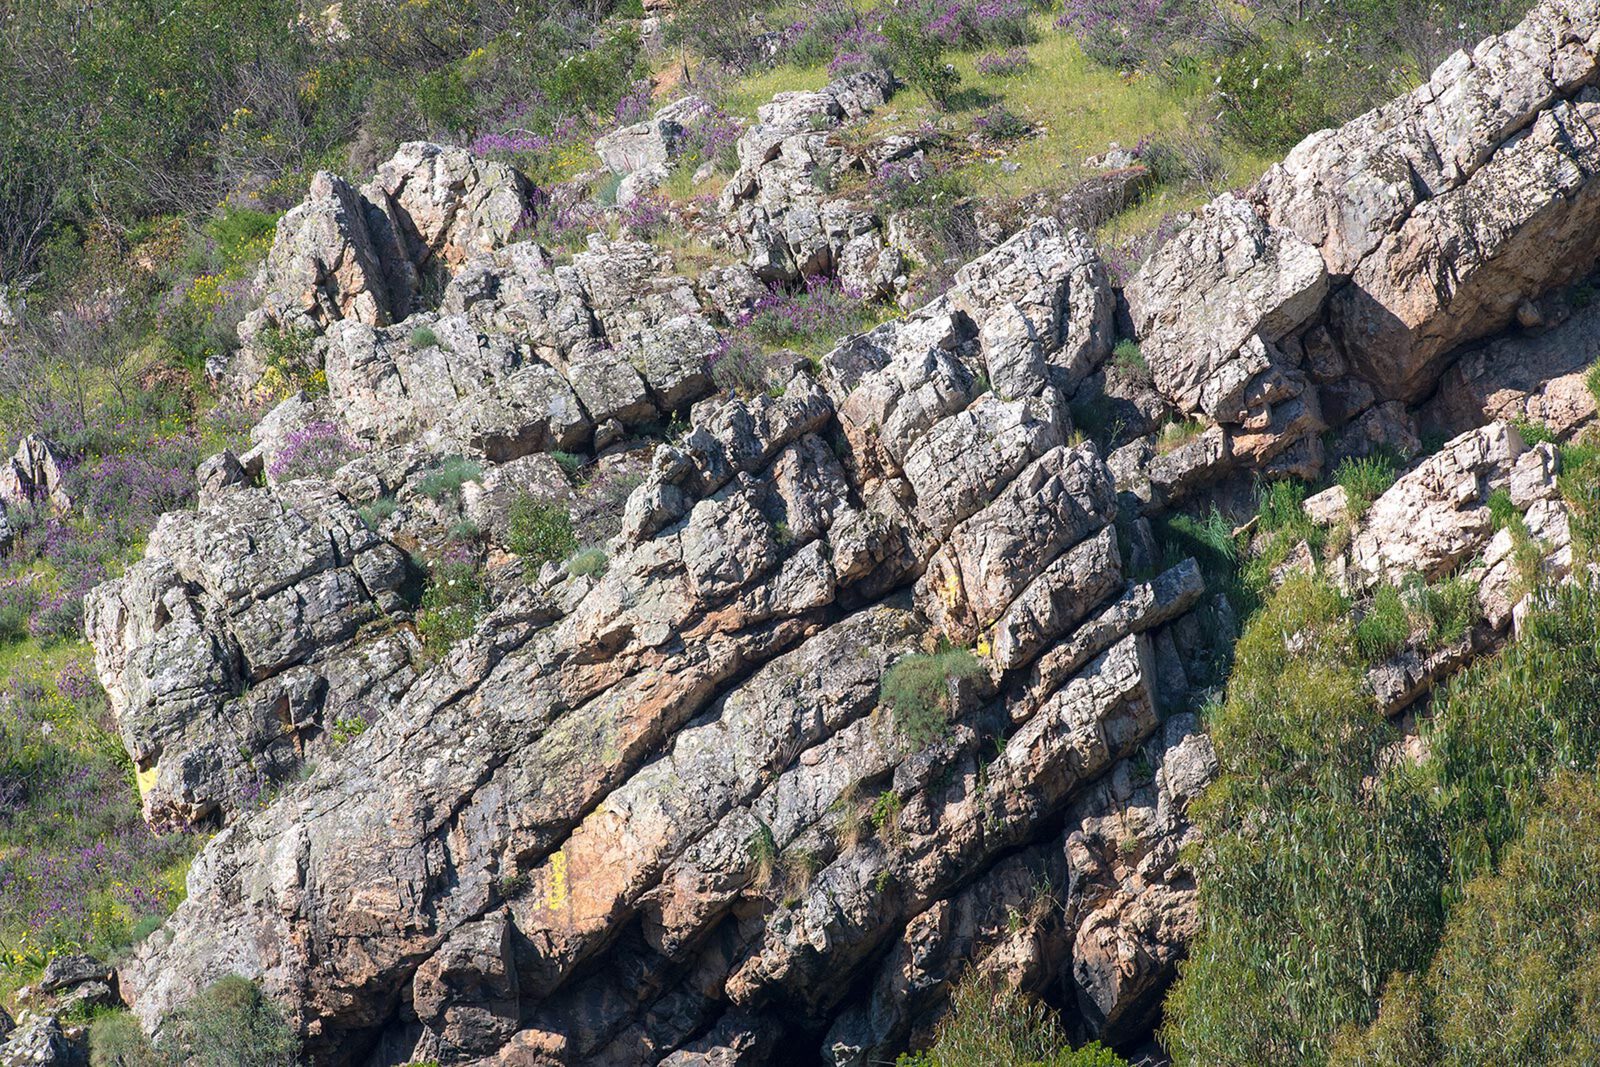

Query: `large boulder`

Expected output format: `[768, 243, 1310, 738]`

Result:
[0, 435, 72, 513]
[246, 143, 532, 345]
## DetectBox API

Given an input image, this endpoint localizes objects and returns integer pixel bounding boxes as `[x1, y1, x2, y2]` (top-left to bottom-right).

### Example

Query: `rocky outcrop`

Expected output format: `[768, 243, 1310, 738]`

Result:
[1124, 0, 1600, 480]
[719, 69, 907, 297]
[0, 1014, 77, 1067]
[242, 143, 531, 352]
[103, 205, 1222, 1067]
[79, 5, 1600, 1061]
[84, 480, 415, 826]
[596, 95, 714, 205]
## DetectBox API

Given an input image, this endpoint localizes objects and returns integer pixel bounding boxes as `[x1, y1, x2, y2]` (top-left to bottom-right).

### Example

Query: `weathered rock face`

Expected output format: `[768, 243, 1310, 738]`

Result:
[84, 480, 416, 826]
[102, 203, 1222, 1067]
[596, 95, 714, 205]
[0, 436, 72, 513]
[81, 4, 1600, 1061]
[244, 142, 532, 346]
[0, 1013, 76, 1067]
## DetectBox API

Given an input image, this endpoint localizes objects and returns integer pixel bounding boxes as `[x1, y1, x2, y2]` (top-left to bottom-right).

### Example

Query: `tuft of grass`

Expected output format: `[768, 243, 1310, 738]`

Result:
[358, 496, 398, 528]
[1509, 415, 1556, 446]
[1405, 574, 1480, 646]
[415, 456, 483, 501]
[566, 546, 608, 577]
[1354, 582, 1411, 662]
[1486, 488, 1518, 531]
[747, 819, 779, 887]
[880, 645, 986, 748]
[1155, 416, 1206, 454]
[409, 325, 441, 350]
[1335, 451, 1399, 517]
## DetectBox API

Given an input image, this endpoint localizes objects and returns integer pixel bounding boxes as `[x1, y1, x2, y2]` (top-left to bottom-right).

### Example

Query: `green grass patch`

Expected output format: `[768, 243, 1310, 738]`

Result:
[881, 645, 986, 748]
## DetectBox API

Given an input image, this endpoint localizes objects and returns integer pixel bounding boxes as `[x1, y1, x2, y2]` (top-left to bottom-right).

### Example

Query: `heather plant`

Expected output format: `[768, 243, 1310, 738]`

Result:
[266, 422, 361, 482]
[974, 104, 1030, 142]
[0, 647, 197, 990]
[708, 335, 784, 397]
[620, 194, 670, 238]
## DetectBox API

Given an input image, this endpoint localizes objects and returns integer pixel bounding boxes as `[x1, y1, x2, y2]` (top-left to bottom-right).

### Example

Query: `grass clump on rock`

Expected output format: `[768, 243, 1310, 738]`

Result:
[881, 645, 986, 747]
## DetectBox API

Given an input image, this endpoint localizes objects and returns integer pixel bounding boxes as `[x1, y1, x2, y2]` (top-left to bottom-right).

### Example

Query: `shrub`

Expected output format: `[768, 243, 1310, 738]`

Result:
[409, 325, 441, 350]
[1406, 574, 1479, 646]
[895, 974, 1129, 1066]
[1155, 416, 1206, 454]
[883, 15, 960, 108]
[163, 975, 301, 1067]
[974, 104, 1030, 142]
[708, 335, 781, 397]
[417, 550, 484, 650]
[359, 496, 398, 528]
[1110, 339, 1148, 383]
[566, 546, 608, 577]
[505, 494, 577, 568]
[974, 47, 1031, 77]
[257, 324, 324, 398]
[1510, 414, 1556, 446]
[266, 421, 360, 482]
[416, 455, 484, 501]
[881, 645, 986, 747]
[90, 1011, 162, 1067]
[1163, 574, 1447, 1065]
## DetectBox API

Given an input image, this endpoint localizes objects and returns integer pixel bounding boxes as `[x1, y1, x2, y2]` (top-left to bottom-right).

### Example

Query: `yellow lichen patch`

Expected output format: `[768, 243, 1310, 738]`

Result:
[136, 762, 160, 800]
[545, 850, 569, 912]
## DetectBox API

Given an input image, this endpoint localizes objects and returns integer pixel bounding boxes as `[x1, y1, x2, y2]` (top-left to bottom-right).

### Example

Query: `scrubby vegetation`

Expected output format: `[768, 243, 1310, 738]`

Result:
[897, 974, 1130, 1066]
[1163, 443, 1600, 1065]
[90, 975, 300, 1066]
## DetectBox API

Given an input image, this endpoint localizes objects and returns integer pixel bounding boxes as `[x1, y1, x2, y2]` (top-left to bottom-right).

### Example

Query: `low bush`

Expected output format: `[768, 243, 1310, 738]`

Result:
[505, 495, 577, 568]
[883, 15, 960, 108]
[896, 974, 1129, 1066]
[266, 422, 361, 482]
[90, 976, 300, 1066]
[416, 550, 484, 650]
[566, 546, 608, 577]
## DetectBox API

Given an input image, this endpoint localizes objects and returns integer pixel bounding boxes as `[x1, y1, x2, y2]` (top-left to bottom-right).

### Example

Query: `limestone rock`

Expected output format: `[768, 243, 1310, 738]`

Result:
[83, 483, 416, 826]
[1125, 195, 1327, 425]
[0, 1015, 75, 1067]
[37, 957, 110, 996]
